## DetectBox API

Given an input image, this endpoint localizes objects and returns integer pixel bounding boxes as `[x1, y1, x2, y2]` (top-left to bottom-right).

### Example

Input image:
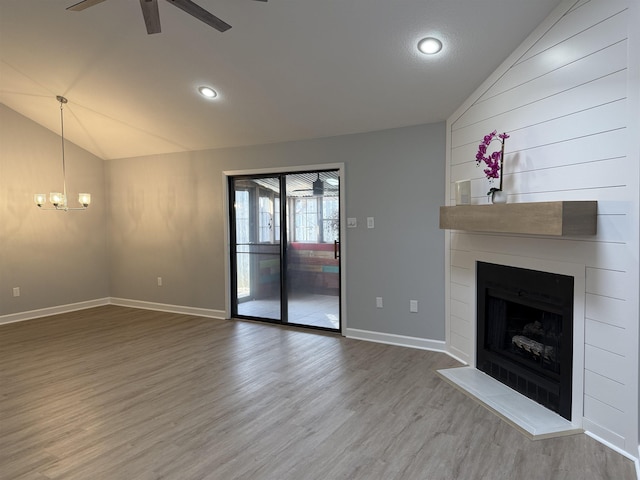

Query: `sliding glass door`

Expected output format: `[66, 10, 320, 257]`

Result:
[229, 170, 340, 331]
[230, 176, 282, 321]
[284, 172, 340, 329]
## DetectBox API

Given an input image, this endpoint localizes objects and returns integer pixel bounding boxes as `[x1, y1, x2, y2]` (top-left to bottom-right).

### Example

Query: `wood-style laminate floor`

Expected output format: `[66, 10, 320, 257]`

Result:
[0, 306, 635, 480]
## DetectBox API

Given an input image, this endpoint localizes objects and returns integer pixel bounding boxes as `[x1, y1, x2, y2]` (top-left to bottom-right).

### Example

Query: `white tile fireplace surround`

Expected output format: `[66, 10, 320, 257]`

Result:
[438, 366, 581, 438]
[443, 252, 586, 437]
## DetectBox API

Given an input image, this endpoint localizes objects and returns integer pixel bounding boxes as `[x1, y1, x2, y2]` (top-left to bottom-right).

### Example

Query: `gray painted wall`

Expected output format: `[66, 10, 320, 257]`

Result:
[1, 102, 445, 341]
[0, 105, 109, 315]
[107, 123, 446, 340]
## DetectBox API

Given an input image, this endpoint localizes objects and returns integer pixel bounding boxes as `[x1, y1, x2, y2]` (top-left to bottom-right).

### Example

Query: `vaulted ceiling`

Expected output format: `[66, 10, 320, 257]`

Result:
[0, 0, 562, 160]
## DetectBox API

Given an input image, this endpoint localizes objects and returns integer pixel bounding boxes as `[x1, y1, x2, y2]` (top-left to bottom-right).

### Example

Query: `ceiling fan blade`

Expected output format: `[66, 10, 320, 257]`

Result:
[140, 0, 162, 34]
[66, 0, 107, 11]
[166, 0, 231, 32]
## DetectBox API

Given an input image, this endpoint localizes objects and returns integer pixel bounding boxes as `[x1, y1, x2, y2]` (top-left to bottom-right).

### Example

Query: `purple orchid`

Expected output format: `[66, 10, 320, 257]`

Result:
[475, 130, 509, 194]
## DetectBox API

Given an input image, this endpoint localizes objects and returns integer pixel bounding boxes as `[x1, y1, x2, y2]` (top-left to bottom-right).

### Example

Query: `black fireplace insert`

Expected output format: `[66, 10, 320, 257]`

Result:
[476, 262, 573, 420]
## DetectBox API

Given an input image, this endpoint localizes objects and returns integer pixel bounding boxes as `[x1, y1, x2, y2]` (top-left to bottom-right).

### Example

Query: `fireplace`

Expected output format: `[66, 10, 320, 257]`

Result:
[476, 262, 574, 420]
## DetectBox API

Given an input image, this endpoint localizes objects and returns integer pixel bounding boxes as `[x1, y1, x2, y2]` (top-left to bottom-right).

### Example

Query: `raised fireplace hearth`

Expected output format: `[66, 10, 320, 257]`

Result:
[476, 262, 574, 420]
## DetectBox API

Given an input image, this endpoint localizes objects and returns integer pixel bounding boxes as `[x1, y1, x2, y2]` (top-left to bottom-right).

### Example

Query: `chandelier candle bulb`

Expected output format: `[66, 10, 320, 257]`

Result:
[78, 193, 91, 207]
[50, 192, 64, 207]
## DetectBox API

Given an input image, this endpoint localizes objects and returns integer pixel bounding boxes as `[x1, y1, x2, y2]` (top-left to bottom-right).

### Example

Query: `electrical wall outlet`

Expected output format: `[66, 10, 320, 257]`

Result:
[12, 287, 20, 297]
[376, 296, 383, 308]
[410, 300, 418, 313]
[367, 217, 375, 229]
[157, 277, 163, 287]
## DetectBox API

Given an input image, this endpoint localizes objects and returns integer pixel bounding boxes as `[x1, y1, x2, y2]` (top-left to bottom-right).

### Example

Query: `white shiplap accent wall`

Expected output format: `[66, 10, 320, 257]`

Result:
[444, 0, 640, 456]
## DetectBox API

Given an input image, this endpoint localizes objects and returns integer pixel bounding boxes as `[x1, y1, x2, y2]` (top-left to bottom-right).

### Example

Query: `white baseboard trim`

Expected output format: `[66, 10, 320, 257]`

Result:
[0, 298, 111, 325]
[583, 426, 639, 472]
[109, 298, 226, 320]
[0, 298, 227, 325]
[345, 328, 446, 352]
[444, 348, 469, 366]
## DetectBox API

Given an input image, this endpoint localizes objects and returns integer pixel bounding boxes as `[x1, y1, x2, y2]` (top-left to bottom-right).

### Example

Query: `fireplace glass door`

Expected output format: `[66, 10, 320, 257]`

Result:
[476, 262, 574, 420]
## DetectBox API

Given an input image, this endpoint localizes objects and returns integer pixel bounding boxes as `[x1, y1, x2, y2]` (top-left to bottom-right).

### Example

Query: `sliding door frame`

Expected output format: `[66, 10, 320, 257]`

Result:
[222, 163, 347, 335]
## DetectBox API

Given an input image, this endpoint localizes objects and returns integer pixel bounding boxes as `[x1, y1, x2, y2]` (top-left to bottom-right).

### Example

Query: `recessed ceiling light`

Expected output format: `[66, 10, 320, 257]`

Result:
[418, 37, 443, 55]
[198, 86, 218, 99]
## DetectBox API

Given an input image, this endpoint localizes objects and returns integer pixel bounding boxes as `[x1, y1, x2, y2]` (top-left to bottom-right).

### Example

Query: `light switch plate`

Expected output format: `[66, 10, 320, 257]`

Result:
[347, 217, 357, 228]
[367, 217, 374, 229]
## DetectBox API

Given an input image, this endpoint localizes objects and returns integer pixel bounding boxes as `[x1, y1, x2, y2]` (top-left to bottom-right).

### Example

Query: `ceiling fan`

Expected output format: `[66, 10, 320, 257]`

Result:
[67, 0, 267, 34]
[291, 174, 340, 197]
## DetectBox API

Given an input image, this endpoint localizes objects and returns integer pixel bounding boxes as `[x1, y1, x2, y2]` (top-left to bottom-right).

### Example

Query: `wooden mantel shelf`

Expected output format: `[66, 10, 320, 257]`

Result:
[439, 201, 597, 236]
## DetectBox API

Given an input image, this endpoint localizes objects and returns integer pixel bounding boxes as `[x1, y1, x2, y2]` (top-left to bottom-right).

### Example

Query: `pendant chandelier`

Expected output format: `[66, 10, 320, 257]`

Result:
[34, 95, 91, 211]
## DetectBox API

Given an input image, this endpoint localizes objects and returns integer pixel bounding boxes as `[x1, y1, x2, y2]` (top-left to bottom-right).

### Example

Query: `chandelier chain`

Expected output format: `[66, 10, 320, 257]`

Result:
[59, 97, 68, 200]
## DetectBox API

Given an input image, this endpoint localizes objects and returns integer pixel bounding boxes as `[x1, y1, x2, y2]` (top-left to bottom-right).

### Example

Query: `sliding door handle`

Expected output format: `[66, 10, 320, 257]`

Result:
[334, 240, 339, 259]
